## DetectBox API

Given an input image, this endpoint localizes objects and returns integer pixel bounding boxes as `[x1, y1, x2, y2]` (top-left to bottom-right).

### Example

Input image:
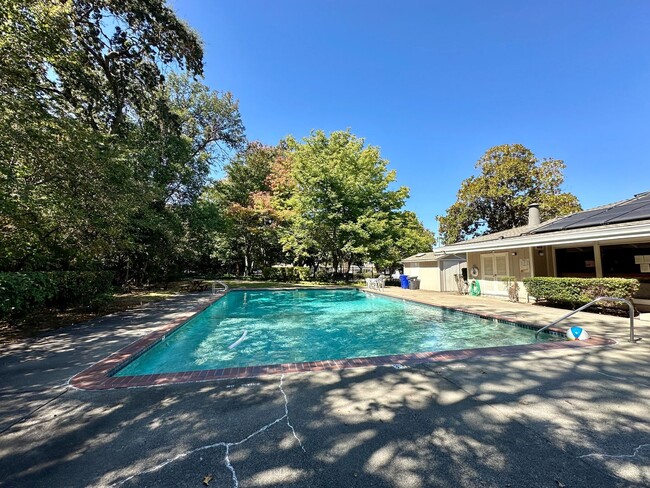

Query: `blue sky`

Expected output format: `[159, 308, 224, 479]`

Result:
[170, 0, 650, 236]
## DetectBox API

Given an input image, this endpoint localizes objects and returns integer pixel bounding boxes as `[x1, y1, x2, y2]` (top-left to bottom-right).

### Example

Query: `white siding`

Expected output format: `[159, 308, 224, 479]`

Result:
[469, 248, 534, 300]
[403, 261, 440, 291]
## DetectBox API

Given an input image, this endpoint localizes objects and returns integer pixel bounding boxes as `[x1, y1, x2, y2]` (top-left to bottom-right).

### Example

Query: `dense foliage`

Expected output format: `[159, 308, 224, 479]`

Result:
[276, 130, 434, 275]
[0, 1, 434, 320]
[205, 143, 284, 276]
[262, 267, 311, 283]
[1, 0, 244, 282]
[204, 133, 435, 276]
[437, 144, 582, 244]
[0, 271, 114, 319]
[523, 277, 639, 308]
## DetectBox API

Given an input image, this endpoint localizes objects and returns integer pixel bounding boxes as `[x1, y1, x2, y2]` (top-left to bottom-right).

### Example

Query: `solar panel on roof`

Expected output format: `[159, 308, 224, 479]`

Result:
[579, 203, 647, 226]
[610, 203, 650, 223]
[599, 203, 648, 223]
[533, 209, 602, 233]
[532, 192, 650, 234]
[626, 205, 650, 220]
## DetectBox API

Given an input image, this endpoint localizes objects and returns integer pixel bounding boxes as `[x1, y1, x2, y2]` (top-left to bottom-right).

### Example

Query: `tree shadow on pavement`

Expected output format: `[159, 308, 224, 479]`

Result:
[1, 348, 649, 487]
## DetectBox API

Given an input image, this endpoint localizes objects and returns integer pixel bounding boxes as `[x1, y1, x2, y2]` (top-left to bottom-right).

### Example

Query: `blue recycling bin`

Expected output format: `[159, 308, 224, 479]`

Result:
[399, 274, 410, 289]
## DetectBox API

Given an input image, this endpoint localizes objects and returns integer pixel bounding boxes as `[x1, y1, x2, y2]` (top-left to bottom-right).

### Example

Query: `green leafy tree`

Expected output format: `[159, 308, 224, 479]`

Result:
[374, 211, 435, 272]
[0, 113, 136, 271]
[437, 144, 581, 244]
[155, 72, 245, 204]
[113, 74, 245, 283]
[281, 130, 410, 274]
[0, 1, 134, 270]
[0, 1, 244, 285]
[0, 0, 203, 135]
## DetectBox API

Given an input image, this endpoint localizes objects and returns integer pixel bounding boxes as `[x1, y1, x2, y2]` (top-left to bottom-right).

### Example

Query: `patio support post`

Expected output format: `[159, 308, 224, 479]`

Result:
[527, 247, 535, 302]
[551, 247, 557, 276]
[593, 244, 603, 278]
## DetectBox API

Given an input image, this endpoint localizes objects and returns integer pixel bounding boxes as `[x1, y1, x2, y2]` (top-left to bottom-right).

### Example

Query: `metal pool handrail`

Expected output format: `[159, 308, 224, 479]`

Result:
[534, 296, 636, 343]
[212, 280, 229, 294]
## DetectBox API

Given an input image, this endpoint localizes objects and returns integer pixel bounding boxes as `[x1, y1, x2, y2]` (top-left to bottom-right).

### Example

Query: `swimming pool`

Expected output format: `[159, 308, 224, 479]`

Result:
[114, 288, 560, 377]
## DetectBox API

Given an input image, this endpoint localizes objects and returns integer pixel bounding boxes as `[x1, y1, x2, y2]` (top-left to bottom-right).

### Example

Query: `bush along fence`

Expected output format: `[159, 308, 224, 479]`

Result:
[0, 271, 114, 321]
[262, 267, 311, 282]
[523, 277, 639, 309]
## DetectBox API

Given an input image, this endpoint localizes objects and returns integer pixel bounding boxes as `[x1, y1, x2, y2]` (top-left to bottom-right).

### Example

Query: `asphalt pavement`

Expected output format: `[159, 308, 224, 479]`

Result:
[1, 291, 648, 487]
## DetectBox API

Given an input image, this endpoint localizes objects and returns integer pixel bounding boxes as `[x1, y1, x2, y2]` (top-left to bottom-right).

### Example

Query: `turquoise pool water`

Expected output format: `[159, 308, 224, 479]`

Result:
[115, 289, 558, 376]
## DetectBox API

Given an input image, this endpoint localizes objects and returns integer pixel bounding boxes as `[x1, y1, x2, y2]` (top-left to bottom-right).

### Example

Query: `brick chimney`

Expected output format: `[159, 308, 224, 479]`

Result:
[528, 203, 540, 226]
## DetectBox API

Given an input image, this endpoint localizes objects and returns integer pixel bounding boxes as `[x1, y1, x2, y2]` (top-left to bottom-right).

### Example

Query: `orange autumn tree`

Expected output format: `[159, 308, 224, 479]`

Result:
[207, 133, 435, 276]
[206, 142, 285, 275]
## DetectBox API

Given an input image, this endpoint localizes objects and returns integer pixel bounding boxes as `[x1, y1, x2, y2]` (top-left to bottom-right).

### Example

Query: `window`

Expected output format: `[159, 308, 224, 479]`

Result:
[555, 247, 596, 278]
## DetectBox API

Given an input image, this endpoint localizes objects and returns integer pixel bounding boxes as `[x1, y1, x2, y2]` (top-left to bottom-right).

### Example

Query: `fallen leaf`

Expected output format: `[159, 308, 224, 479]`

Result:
[203, 474, 213, 486]
[555, 480, 565, 488]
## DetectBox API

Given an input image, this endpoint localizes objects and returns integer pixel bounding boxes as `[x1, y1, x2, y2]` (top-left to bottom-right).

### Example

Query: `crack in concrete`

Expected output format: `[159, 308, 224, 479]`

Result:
[579, 443, 650, 459]
[279, 374, 306, 452]
[111, 374, 304, 487]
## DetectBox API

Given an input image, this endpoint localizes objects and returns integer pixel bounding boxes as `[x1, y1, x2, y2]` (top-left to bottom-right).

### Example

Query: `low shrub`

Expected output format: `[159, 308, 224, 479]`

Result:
[313, 269, 331, 282]
[51, 271, 114, 309]
[262, 266, 311, 282]
[0, 271, 114, 320]
[523, 277, 639, 308]
[0, 272, 57, 319]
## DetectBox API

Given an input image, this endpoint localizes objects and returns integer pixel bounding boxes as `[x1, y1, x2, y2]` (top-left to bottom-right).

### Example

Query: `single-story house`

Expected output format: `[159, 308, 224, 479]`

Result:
[402, 252, 466, 292]
[435, 191, 650, 308]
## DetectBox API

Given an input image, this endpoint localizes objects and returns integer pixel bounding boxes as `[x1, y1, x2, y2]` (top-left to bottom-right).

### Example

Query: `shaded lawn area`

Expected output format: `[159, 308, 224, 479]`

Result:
[0, 279, 365, 343]
[0, 289, 179, 343]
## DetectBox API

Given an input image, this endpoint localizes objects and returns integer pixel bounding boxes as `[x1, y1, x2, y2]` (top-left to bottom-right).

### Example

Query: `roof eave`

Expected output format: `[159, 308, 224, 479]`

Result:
[439, 222, 650, 253]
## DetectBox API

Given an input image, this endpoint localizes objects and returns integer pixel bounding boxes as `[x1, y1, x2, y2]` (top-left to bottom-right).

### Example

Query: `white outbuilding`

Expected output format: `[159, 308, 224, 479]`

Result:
[401, 252, 466, 292]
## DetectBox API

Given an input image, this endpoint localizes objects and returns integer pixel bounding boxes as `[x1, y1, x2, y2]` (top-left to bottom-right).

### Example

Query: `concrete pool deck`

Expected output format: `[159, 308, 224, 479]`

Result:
[1, 289, 649, 486]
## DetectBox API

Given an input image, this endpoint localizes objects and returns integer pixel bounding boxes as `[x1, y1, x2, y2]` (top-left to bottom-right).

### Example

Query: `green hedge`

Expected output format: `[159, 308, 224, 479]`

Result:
[313, 269, 331, 282]
[523, 277, 639, 307]
[0, 271, 114, 320]
[262, 266, 311, 282]
[50, 271, 114, 308]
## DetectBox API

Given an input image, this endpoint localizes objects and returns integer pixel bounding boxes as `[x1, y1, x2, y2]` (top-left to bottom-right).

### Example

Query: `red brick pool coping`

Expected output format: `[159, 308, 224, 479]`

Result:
[70, 289, 616, 390]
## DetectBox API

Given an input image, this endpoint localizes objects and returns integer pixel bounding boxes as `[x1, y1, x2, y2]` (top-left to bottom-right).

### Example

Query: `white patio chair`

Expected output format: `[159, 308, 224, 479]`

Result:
[376, 275, 386, 290]
[366, 274, 386, 290]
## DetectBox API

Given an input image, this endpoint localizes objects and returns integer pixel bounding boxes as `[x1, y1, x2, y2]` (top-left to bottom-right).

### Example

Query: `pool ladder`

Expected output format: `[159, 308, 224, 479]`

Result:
[212, 280, 229, 295]
[534, 296, 637, 343]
